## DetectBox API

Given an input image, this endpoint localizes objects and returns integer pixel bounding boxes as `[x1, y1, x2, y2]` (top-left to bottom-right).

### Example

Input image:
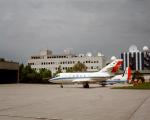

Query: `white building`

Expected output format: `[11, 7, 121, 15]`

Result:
[27, 50, 107, 74]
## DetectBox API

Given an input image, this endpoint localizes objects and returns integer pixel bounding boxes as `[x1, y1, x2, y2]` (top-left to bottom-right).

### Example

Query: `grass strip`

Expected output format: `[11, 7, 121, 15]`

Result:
[112, 83, 150, 89]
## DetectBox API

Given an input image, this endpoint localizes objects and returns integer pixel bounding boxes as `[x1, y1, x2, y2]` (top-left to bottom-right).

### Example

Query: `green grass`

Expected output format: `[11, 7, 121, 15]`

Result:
[112, 83, 150, 90]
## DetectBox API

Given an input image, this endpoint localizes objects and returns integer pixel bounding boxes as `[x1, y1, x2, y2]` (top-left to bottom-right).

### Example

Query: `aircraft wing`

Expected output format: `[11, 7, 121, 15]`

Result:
[72, 78, 94, 83]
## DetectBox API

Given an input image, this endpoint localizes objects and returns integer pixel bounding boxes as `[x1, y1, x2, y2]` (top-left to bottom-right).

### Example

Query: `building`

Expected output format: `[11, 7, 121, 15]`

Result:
[0, 58, 19, 83]
[27, 50, 107, 74]
[121, 45, 150, 71]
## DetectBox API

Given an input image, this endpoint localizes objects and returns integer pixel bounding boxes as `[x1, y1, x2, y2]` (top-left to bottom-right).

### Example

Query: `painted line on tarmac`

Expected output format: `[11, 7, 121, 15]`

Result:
[128, 95, 150, 120]
[0, 114, 62, 120]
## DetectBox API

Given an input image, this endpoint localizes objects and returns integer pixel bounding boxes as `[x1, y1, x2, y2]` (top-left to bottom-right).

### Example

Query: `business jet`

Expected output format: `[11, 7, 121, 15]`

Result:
[49, 59, 123, 88]
[105, 67, 131, 85]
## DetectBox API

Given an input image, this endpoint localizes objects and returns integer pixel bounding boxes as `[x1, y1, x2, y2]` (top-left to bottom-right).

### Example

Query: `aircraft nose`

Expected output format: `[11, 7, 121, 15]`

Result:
[48, 78, 53, 83]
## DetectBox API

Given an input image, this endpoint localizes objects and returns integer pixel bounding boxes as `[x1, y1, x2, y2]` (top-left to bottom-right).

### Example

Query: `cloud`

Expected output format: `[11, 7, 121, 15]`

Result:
[0, 0, 150, 62]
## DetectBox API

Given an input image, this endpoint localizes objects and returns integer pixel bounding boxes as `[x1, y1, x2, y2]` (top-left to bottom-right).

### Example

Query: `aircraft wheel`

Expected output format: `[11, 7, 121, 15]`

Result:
[101, 83, 106, 87]
[83, 82, 89, 88]
[60, 84, 63, 88]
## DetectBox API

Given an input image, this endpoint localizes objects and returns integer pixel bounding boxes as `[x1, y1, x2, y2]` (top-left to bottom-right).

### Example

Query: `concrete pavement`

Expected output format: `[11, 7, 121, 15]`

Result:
[0, 84, 150, 120]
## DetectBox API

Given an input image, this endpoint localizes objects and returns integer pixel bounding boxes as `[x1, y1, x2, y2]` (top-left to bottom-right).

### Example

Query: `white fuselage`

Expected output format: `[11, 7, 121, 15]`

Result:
[106, 74, 127, 84]
[50, 72, 112, 84]
[49, 59, 123, 85]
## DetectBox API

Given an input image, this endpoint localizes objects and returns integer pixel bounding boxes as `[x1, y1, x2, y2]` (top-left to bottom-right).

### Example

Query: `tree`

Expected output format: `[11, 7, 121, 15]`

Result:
[19, 65, 42, 83]
[72, 62, 87, 72]
[20, 65, 39, 83]
[132, 71, 145, 83]
[39, 68, 52, 79]
[66, 67, 74, 73]
[53, 65, 62, 77]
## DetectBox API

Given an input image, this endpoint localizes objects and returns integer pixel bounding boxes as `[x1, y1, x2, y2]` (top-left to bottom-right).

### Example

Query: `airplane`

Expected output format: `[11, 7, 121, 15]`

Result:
[104, 67, 132, 85]
[49, 59, 123, 88]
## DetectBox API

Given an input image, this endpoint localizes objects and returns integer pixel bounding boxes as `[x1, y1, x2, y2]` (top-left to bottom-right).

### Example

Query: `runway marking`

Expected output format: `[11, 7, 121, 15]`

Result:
[0, 114, 62, 120]
[128, 95, 150, 120]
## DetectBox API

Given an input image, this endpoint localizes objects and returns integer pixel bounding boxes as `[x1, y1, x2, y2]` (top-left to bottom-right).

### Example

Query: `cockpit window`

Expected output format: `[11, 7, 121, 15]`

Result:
[55, 74, 60, 77]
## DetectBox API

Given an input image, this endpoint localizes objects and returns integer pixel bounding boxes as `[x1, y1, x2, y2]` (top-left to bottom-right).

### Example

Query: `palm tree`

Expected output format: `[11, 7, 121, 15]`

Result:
[72, 61, 87, 72]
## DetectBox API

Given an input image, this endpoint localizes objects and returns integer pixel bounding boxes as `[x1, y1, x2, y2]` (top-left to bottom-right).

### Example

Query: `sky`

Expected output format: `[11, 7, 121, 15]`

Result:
[0, 0, 150, 63]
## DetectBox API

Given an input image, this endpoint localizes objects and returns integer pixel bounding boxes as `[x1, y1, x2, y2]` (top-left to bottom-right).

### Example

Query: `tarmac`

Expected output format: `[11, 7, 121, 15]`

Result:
[0, 84, 150, 120]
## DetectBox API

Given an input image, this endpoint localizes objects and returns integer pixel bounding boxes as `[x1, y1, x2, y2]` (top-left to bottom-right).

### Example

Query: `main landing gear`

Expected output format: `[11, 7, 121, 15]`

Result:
[60, 83, 63, 88]
[83, 82, 89, 88]
[101, 81, 106, 87]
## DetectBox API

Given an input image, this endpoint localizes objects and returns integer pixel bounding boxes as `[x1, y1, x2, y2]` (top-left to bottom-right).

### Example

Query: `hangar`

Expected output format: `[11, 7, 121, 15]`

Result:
[0, 58, 19, 83]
